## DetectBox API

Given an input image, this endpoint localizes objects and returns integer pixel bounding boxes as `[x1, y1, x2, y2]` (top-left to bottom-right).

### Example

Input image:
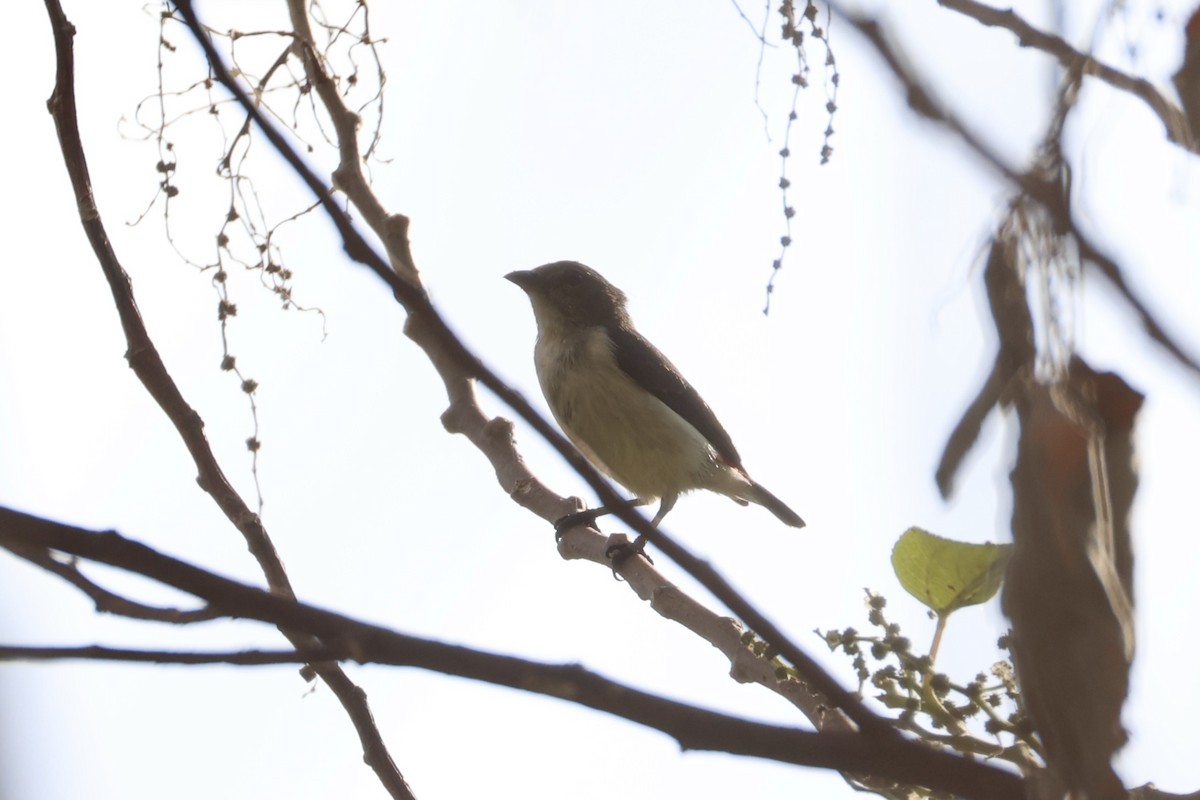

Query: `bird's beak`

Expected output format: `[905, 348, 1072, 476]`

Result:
[505, 270, 535, 291]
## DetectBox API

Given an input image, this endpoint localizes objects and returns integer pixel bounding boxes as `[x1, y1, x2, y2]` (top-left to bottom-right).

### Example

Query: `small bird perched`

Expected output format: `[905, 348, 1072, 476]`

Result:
[506, 261, 805, 535]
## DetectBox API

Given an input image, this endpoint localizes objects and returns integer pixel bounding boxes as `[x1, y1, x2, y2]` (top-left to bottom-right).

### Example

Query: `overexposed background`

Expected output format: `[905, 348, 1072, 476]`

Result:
[1, 1, 1198, 798]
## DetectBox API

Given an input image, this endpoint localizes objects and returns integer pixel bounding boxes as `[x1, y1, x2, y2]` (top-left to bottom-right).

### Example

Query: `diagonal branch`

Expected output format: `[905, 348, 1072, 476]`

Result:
[169, 0, 894, 742]
[0, 507, 1026, 800]
[936, 0, 1194, 149]
[39, 4, 413, 798]
[42, 0, 288, 594]
[837, 8, 1200, 381]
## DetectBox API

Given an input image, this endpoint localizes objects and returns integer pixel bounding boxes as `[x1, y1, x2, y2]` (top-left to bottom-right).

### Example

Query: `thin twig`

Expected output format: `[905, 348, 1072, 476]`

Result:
[7, 543, 219, 623]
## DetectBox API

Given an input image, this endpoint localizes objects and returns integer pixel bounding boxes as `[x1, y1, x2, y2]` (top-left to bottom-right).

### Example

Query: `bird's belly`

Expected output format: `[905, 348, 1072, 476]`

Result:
[536, 334, 718, 500]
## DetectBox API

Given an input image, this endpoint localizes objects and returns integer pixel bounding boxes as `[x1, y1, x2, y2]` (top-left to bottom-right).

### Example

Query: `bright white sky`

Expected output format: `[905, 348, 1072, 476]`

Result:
[1, 1, 1198, 798]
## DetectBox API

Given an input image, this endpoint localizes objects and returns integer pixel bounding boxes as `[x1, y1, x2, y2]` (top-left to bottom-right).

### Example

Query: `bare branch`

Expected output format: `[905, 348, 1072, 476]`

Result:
[1130, 785, 1200, 800]
[39, 4, 413, 797]
[0, 644, 320, 665]
[556, 528, 846, 730]
[43, 0, 288, 602]
[936, 0, 1194, 149]
[1074, 233, 1200, 377]
[836, 8, 1200, 381]
[0, 507, 1027, 800]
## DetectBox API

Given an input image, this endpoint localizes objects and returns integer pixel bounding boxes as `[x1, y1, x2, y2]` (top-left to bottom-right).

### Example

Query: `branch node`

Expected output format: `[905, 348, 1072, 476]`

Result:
[481, 415, 515, 445]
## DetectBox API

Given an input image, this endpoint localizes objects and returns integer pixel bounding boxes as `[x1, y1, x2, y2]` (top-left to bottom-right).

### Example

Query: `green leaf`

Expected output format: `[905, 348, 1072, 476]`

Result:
[891, 527, 1011, 617]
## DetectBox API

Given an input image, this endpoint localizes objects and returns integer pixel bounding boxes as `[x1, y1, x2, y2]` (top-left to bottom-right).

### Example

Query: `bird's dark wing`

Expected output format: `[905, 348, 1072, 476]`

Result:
[609, 325, 743, 469]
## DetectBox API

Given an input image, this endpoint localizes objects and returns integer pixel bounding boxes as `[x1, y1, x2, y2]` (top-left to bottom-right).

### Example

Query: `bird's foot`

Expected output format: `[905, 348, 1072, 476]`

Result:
[554, 508, 603, 541]
[604, 534, 652, 579]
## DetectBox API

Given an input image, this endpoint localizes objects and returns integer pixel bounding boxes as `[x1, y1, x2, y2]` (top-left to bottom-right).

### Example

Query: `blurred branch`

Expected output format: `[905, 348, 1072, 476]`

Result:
[1130, 785, 1200, 800]
[39, 3, 413, 798]
[936, 66, 1076, 496]
[0, 506, 1027, 800]
[936, 0, 1195, 150]
[838, 9, 1200, 383]
[168, 0, 895, 744]
[935, 231, 1033, 497]
[933, 21, 1196, 494]
[844, 14, 1025, 184]
[836, 9, 1184, 796]
[1073, 233, 1200, 376]
[1004, 364, 1142, 798]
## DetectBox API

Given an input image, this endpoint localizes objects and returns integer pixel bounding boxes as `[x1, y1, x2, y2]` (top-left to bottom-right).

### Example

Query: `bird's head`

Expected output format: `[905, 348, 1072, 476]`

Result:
[506, 261, 630, 329]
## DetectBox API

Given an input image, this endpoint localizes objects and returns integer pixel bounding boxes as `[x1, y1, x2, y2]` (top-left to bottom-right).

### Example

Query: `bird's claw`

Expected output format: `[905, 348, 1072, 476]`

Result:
[554, 509, 601, 541]
[604, 535, 652, 579]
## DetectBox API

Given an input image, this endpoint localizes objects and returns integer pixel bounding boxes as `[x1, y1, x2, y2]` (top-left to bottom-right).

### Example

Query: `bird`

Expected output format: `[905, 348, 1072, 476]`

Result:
[506, 261, 805, 539]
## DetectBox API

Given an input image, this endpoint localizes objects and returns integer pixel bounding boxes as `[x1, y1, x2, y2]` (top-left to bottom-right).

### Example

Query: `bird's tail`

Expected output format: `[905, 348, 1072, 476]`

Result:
[747, 482, 806, 528]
